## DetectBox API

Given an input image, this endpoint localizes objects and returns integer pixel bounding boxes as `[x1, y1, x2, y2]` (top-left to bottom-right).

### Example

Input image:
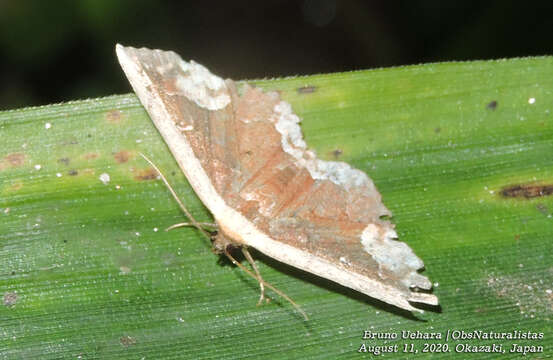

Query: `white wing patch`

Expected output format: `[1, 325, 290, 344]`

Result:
[174, 60, 231, 111]
[271, 101, 370, 189]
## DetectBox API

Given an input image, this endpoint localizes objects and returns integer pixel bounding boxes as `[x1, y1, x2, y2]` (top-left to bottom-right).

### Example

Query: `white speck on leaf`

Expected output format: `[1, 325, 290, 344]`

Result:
[34, 164, 41, 170]
[99, 173, 111, 185]
[528, 97, 536, 104]
[56, 173, 62, 178]
[45, 122, 52, 129]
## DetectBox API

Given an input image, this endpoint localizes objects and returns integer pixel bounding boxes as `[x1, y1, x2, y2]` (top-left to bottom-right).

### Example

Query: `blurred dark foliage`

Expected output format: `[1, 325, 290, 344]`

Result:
[1, 0, 552, 109]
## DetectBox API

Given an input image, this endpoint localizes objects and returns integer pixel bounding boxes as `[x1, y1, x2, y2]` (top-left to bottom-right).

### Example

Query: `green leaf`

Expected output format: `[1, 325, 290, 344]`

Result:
[1, 57, 551, 359]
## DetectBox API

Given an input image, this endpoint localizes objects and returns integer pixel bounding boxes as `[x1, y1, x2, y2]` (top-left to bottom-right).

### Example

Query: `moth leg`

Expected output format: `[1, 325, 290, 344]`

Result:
[139, 153, 211, 240]
[166, 222, 217, 232]
[223, 247, 308, 321]
[241, 247, 265, 305]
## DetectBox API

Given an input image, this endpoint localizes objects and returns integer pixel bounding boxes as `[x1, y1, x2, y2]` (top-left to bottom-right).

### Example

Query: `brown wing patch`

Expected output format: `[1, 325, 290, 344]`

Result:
[215, 85, 433, 301]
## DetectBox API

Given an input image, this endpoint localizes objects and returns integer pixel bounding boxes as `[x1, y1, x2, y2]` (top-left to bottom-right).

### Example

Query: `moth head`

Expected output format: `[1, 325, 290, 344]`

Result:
[211, 231, 237, 255]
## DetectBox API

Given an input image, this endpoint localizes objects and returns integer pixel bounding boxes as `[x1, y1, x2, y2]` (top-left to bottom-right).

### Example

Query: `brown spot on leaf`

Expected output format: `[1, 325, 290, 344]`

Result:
[434, 127, 441, 133]
[3, 292, 17, 307]
[119, 335, 136, 347]
[4, 153, 25, 167]
[11, 182, 23, 191]
[331, 149, 343, 159]
[106, 110, 123, 123]
[83, 152, 99, 160]
[500, 184, 553, 199]
[68, 169, 78, 176]
[486, 273, 553, 315]
[486, 100, 498, 110]
[297, 85, 317, 94]
[134, 167, 158, 181]
[113, 150, 131, 163]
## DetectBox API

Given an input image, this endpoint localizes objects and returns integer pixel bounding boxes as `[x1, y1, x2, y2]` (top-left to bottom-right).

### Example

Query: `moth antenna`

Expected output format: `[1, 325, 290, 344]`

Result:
[224, 247, 308, 321]
[166, 222, 218, 232]
[241, 247, 265, 305]
[138, 152, 212, 241]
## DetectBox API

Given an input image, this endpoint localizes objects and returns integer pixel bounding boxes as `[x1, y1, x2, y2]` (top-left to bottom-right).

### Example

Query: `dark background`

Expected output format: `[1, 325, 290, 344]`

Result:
[1, 0, 552, 110]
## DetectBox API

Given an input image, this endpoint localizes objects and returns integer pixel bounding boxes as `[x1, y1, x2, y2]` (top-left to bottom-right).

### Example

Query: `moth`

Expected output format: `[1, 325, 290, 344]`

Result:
[116, 44, 438, 317]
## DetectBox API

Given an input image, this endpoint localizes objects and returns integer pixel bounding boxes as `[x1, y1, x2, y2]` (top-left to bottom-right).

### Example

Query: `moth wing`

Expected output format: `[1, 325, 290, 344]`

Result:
[116, 45, 437, 312]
